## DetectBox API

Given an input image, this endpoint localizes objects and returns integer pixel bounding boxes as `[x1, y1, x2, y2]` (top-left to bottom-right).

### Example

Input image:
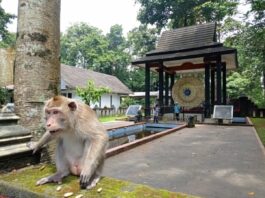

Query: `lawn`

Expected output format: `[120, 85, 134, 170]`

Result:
[99, 115, 127, 122]
[250, 118, 265, 146]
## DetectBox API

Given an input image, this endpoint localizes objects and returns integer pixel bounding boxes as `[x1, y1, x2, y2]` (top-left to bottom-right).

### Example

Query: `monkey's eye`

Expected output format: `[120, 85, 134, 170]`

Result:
[53, 110, 59, 115]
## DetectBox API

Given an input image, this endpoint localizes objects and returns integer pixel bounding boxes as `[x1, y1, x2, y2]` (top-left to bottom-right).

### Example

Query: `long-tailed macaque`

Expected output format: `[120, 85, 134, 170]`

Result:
[30, 96, 108, 189]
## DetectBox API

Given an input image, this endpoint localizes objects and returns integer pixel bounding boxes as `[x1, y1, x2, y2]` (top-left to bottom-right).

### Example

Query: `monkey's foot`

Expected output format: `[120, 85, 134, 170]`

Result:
[86, 176, 100, 190]
[36, 174, 63, 185]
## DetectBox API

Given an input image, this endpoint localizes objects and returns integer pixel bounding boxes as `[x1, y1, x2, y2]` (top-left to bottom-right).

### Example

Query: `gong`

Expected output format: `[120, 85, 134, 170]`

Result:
[172, 77, 204, 108]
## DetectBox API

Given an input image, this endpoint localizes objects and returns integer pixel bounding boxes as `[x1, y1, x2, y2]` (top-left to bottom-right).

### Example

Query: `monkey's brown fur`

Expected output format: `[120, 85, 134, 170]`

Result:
[31, 96, 108, 189]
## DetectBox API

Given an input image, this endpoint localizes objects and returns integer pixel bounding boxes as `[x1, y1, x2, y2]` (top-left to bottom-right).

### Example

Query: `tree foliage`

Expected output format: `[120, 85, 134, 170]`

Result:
[76, 80, 111, 106]
[224, 1, 265, 107]
[61, 23, 108, 68]
[126, 25, 158, 92]
[127, 25, 158, 57]
[61, 23, 131, 86]
[0, 1, 16, 48]
[136, 0, 239, 30]
[0, 87, 9, 105]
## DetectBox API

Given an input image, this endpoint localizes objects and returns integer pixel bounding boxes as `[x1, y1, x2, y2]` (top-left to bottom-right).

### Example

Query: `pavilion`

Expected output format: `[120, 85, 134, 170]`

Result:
[131, 22, 238, 119]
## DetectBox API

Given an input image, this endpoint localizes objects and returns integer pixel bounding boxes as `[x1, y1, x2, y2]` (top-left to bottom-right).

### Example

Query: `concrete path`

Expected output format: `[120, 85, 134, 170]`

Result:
[103, 125, 265, 198]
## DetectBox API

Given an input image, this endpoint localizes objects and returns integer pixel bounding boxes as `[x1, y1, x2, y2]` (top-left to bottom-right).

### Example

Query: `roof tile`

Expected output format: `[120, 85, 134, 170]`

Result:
[61, 64, 132, 95]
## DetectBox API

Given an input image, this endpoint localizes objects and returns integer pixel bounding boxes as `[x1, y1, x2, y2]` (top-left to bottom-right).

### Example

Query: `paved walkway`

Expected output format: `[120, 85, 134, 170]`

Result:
[103, 124, 265, 198]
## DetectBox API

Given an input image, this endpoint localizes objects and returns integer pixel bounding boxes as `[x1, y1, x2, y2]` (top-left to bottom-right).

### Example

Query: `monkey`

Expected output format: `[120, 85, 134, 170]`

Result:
[29, 95, 108, 189]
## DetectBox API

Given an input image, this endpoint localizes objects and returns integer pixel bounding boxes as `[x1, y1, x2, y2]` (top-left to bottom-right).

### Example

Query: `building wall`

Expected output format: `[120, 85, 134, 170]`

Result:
[0, 48, 15, 87]
[111, 94, 120, 110]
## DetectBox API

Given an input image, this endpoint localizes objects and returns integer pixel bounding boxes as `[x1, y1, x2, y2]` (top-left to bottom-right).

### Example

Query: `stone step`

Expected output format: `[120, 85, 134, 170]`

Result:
[0, 113, 20, 125]
[0, 142, 32, 158]
[0, 142, 41, 172]
[0, 125, 31, 139]
[0, 134, 32, 146]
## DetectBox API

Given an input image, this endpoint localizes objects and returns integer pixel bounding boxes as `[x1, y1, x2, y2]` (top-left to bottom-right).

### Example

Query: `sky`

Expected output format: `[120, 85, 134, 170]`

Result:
[1, 0, 140, 35]
[2, 0, 250, 36]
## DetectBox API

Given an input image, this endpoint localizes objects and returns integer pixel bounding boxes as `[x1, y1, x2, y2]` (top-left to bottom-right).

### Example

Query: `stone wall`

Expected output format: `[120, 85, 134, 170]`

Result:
[0, 48, 15, 87]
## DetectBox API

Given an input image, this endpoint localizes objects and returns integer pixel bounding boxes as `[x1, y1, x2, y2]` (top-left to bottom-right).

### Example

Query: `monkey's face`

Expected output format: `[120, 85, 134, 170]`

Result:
[44, 96, 78, 134]
[45, 108, 69, 134]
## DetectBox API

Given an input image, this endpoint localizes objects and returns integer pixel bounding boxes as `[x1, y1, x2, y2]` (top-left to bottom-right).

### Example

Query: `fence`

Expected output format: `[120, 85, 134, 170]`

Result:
[93, 107, 127, 117]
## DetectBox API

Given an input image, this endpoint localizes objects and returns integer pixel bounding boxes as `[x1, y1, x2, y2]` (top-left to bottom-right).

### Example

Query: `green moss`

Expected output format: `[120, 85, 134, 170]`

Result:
[0, 164, 199, 198]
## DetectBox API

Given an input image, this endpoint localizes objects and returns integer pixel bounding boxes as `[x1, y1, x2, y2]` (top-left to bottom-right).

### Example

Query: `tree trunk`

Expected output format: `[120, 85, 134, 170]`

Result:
[14, 0, 61, 138]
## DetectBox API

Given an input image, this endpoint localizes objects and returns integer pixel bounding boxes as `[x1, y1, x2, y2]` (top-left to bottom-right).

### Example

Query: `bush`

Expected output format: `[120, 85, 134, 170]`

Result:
[0, 88, 9, 105]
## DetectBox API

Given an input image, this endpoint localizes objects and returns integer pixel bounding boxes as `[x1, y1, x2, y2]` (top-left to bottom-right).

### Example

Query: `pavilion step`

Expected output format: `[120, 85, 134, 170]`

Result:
[203, 118, 217, 124]
[0, 142, 40, 172]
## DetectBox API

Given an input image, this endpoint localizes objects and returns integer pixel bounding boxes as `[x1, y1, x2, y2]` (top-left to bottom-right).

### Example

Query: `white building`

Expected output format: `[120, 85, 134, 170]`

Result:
[61, 64, 132, 109]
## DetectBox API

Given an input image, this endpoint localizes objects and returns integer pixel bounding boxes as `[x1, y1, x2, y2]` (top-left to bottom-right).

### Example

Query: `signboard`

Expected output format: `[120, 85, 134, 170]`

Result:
[213, 105, 234, 120]
[125, 105, 142, 117]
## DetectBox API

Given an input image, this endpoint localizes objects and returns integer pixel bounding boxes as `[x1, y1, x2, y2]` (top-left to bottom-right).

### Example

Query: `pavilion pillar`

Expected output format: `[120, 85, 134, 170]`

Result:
[211, 68, 215, 109]
[204, 62, 211, 118]
[216, 57, 222, 105]
[223, 63, 227, 104]
[170, 73, 175, 105]
[158, 63, 164, 114]
[145, 63, 151, 118]
[165, 72, 169, 106]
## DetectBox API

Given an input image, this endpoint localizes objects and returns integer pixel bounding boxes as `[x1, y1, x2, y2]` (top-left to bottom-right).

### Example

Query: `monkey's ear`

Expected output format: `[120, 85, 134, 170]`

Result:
[68, 101, 77, 111]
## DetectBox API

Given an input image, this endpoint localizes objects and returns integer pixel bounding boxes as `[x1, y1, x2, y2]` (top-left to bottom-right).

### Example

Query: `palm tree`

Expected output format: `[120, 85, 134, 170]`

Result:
[14, 0, 61, 137]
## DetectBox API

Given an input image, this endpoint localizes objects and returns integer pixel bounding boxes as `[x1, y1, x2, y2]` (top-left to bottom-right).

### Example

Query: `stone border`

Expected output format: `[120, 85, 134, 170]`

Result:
[0, 180, 42, 198]
[106, 123, 186, 158]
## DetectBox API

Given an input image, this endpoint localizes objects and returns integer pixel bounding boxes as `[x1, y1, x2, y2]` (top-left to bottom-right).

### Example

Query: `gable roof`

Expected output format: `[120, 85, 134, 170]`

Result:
[132, 23, 237, 73]
[61, 64, 132, 95]
[147, 22, 217, 55]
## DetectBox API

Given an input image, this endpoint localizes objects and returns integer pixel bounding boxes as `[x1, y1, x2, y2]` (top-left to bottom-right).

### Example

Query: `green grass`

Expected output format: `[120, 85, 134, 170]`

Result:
[99, 115, 127, 122]
[250, 118, 265, 146]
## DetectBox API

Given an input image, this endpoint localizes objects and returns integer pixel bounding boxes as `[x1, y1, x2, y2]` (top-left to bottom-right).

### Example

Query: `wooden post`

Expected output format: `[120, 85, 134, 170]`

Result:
[211, 68, 215, 109]
[145, 63, 151, 118]
[204, 62, 210, 118]
[216, 56, 222, 105]
[165, 72, 169, 106]
[223, 63, 227, 105]
[158, 62, 164, 114]
[170, 73, 175, 105]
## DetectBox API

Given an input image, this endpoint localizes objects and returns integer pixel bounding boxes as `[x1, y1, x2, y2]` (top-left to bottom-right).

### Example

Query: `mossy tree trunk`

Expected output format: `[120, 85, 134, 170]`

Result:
[14, 0, 61, 138]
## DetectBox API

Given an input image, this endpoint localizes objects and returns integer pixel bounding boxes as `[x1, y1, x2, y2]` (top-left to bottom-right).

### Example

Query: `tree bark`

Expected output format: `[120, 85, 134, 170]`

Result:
[14, 0, 61, 138]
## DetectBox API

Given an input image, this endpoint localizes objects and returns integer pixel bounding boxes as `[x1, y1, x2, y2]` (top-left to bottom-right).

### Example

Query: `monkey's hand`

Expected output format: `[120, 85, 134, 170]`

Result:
[80, 171, 101, 190]
[80, 171, 92, 189]
[26, 141, 39, 154]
